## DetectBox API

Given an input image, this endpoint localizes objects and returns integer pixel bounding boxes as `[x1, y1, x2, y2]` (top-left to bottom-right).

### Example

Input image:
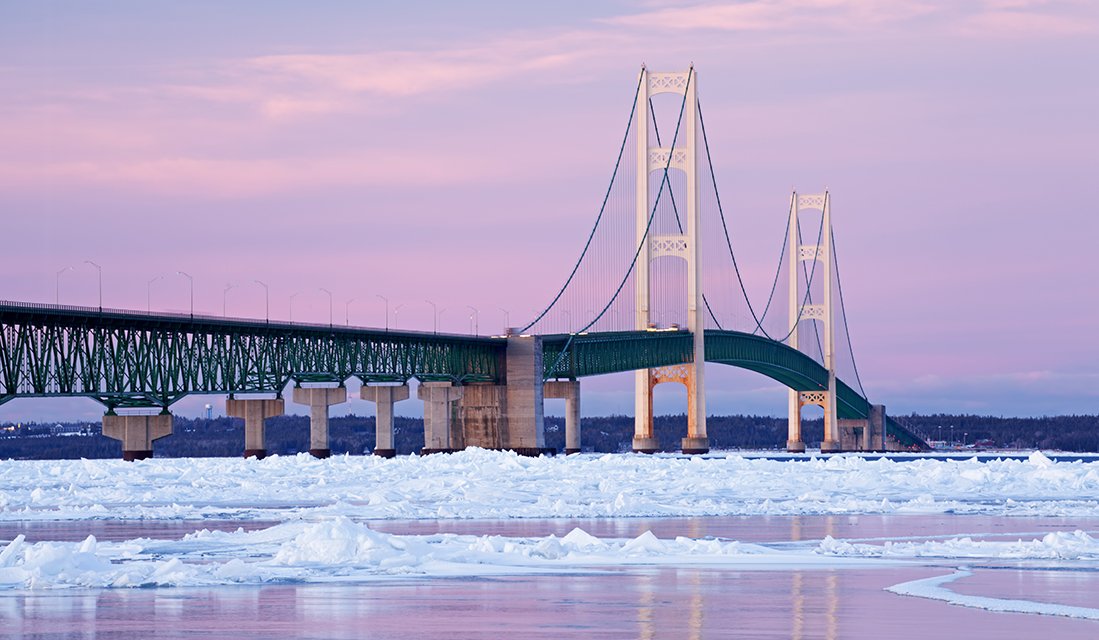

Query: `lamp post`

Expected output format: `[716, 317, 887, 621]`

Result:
[345, 298, 358, 326]
[147, 276, 162, 312]
[376, 295, 389, 331]
[438, 308, 449, 333]
[289, 291, 304, 323]
[425, 300, 437, 334]
[253, 280, 268, 322]
[466, 306, 478, 335]
[55, 266, 73, 304]
[318, 288, 333, 327]
[176, 271, 193, 317]
[498, 308, 510, 333]
[394, 303, 407, 330]
[950, 425, 955, 449]
[223, 283, 239, 317]
[83, 261, 102, 310]
[938, 426, 942, 449]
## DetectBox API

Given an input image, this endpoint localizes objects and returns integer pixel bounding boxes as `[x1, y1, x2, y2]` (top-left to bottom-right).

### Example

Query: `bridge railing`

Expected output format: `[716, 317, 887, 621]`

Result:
[0, 300, 489, 341]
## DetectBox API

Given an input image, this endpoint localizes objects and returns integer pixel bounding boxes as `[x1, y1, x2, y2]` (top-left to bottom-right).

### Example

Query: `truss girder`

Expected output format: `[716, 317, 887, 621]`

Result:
[543, 329, 874, 420]
[542, 331, 695, 379]
[0, 304, 501, 406]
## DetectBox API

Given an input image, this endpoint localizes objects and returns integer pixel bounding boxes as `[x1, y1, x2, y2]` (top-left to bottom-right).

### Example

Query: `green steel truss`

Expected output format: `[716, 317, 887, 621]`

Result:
[546, 329, 890, 422]
[0, 302, 501, 409]
[0, 302, 926, 447]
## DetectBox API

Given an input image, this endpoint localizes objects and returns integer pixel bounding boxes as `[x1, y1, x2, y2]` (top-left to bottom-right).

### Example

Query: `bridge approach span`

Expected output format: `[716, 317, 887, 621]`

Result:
[0, 302, 924, 451]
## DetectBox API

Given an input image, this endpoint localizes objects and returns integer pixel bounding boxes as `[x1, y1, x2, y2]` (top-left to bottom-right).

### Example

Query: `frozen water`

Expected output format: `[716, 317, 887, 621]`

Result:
[3, 515, 1098, 590]
[888, 570, 1099, 620]
[1, 449, 1098, 523]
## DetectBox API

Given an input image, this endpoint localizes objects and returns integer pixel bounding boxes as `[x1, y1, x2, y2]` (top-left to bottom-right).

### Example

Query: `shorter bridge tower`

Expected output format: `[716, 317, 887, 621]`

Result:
[787, 191, 840, 453]
[632, 65, 708, 455]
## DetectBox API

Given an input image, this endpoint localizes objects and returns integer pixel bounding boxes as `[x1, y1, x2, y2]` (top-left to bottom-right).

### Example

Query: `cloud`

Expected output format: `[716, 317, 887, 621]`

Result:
[607, 0, 1095, 36]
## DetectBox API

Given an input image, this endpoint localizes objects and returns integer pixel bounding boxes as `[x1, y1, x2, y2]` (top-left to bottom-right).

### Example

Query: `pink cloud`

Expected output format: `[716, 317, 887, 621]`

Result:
[608, 0, 1095, 35]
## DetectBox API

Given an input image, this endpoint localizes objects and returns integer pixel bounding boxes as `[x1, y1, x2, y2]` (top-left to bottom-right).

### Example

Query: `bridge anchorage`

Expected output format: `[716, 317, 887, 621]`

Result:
[0, 65, 928, 459]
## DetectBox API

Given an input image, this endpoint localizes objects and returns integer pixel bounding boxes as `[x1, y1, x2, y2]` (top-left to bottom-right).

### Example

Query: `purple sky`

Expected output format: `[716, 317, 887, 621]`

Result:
[1, 1, 1096, 422]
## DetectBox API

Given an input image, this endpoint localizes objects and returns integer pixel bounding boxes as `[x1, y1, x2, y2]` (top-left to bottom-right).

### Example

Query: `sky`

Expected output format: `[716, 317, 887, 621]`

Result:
[1, 0, 1096, 422]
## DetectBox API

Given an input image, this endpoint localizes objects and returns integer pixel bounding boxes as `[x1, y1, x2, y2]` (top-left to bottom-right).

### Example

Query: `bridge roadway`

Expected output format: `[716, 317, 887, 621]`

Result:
[0, 301, 924, 452]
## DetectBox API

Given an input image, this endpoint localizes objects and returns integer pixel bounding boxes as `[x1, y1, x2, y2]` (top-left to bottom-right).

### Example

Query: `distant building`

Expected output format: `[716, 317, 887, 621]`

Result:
[50, 424, 96, 437]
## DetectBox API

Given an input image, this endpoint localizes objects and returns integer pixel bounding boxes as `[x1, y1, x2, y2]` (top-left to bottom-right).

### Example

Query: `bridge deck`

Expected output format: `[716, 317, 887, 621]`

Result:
[0, 302, 924, 447]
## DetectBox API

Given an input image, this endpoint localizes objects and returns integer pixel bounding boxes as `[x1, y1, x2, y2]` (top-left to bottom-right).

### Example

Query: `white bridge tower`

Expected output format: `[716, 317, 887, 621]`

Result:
[786, 191, 840, 453]
[632, 66, 709, 455]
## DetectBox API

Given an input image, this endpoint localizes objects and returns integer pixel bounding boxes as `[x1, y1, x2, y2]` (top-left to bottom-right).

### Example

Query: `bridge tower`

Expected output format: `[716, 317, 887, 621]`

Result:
[632, 66, 708, 455]
[786, 191, 839, 453]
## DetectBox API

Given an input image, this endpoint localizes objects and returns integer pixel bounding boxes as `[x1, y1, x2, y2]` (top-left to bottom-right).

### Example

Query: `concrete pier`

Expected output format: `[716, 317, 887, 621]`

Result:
[360, 385, 409, 457]
[457, 384, 507, 449]
[291, 386, 346, 458]
[418, 382, 463, 454]
[505, 336, 550, 456]
[102, 412, 172, 461]
[838, 404, 887, 452]
[544, 380, 580, 454]
[225, 397, 284, 459]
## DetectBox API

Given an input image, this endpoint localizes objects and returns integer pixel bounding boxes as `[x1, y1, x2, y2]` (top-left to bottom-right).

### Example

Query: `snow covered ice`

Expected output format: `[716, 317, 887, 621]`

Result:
[2, 448, 1098, 523]
[2, 447, 1098, 622]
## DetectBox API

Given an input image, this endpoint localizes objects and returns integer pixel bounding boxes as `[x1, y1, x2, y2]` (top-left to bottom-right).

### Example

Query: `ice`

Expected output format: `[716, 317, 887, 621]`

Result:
[1, 449, 1098, 523]
[817, 530, 1099, 560]
[888, 570, 1099, 620]
[2, 514, 1096, 591]
[1, 450, 1098, 594]
[0, 516, 819, 589]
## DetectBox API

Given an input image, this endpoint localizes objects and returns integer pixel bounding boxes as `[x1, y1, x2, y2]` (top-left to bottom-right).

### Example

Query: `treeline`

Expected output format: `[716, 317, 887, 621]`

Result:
[1, 413, 1096, 460]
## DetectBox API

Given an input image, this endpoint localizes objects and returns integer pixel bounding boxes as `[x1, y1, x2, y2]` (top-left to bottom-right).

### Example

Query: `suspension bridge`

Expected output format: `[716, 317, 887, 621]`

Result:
[0, 66, 928, 460]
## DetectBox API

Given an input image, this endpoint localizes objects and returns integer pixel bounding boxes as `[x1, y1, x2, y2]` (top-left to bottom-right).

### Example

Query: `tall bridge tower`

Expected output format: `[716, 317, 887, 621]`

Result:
[786, 191, 840, 453]
[631, 66, 708, 455]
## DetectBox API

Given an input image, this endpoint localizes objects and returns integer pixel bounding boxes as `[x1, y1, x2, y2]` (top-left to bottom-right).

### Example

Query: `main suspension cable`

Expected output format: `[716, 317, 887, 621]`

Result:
[521, 72, 645, 333]
[544, 69, 694, 377]
[831, 229, 867, 397]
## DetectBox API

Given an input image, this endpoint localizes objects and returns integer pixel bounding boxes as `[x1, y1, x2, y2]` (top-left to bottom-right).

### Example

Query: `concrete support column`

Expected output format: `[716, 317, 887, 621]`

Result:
[292, 386, 346, 458]
[545, 380, 580, 454]
[633, 371, 658, 453]
[870, 404, 886, 452]
[457, 384, 507, 449]
[226, 398, 284, 459]
[787, 392, 805, 452]
[360, 385, 409, 458]
[418, 382, 463, 454]
[505, 335, 549, 456]
[102, 412, 173, 461]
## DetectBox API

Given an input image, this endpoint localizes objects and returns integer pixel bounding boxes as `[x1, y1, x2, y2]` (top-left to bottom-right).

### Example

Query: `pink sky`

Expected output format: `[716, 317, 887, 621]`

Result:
[1, 0, 1096, 422]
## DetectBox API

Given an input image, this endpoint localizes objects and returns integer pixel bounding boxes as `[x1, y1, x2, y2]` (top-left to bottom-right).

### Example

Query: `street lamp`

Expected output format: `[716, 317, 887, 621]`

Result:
[376, 295, 389, 331]
[176, 271, 193, 317]
[253, 280, 268, 322]
[498, 308, 510, 333]
[55, 266, 73, 305]
[83, 261, 102, 310]
[147, 276, 162, 312]
[394, 303, 407, 330]
[224, 283, 239, 317]
[467, 306, 478, 335]
[345, 298, 359, 326]
[318, 288, 333, 326]
[438, 308, 449, 333]
[425, 300, 437, 333]
[289, 291, 304, 323]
